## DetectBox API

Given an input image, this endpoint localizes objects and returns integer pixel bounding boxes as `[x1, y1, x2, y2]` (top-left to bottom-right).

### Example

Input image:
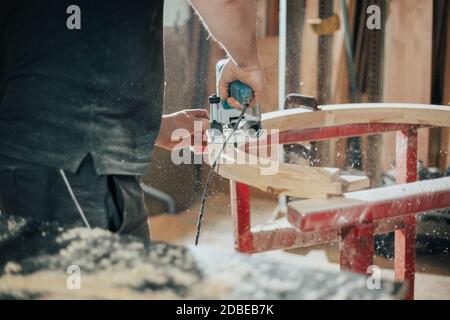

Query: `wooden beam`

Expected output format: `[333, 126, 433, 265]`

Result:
[263, 103, 450, 130]
[439, 7, 450, 171]
[209, 144, 345, 199]
[382, 0, 433, 169]
[300, 2, 319, 97]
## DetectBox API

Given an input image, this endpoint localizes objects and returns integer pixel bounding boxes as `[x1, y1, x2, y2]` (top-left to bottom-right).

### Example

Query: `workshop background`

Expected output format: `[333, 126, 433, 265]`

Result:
[140, 0, 450, 300]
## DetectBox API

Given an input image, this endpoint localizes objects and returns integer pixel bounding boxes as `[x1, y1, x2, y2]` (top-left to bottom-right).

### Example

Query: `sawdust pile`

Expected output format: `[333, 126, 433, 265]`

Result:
[0, 214, 401, 300]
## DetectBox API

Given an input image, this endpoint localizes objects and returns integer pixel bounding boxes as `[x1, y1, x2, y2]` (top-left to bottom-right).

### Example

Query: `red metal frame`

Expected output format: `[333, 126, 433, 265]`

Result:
[395, 129, 418, 300]
[230, 181, 253, 253]
[229, 122, 450, 300]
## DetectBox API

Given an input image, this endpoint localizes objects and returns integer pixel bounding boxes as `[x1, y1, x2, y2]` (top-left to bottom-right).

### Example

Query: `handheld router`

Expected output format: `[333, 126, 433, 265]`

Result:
[195, 59, 262, 245]
[209, 59, 262, 140]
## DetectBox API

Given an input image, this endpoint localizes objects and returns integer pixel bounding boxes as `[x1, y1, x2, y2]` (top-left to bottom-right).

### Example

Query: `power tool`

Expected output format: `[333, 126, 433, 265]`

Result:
[209, 59, 262, 140]
[195, 60, 262, 246]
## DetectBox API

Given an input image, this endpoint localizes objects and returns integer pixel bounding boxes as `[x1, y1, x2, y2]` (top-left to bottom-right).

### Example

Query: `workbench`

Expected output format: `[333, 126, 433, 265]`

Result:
[207, 103, 450, 300]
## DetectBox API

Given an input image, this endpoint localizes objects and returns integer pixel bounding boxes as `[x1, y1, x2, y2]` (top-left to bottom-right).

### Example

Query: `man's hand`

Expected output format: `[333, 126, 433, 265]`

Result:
[155, 109, 209, 151]
[218, 58, 266, 109]
[189, 0, 266, 108]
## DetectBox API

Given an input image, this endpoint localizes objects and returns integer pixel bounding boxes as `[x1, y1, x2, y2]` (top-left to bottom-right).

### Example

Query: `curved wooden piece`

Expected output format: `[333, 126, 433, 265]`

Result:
[210, 103, 450, 198]
[262, 103, 450, 130]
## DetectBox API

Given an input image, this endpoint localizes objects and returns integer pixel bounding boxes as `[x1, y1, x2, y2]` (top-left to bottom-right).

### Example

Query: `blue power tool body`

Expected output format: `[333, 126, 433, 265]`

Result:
[209, 59, 262, 135]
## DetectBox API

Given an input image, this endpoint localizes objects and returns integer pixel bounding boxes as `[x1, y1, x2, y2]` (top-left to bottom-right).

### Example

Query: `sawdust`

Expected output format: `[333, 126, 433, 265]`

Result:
[0, 214, 402, 300]
[191, 247, 400, 300]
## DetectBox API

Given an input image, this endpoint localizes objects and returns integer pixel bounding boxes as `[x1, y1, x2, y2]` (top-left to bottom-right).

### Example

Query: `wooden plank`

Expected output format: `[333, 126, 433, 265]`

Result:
[439, 8, 450, 171]
[383, 0, 433, 102]
[382, 0, 433, 169]
[262, 103, 450, 130]
[300, 2, 319, 97]
[209, 145, 343, 199]
[256, 0, 269, 37]
[331, 0, 353, 104]
[340, 175, 370, 192]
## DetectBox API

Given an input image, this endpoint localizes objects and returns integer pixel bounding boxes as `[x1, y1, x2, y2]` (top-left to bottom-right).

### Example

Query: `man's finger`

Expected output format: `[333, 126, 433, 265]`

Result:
[200, 118, 210, 131]
[187, 108, 210, 119]
[227, 97, 244, 110]
[219, 83, 229, 101]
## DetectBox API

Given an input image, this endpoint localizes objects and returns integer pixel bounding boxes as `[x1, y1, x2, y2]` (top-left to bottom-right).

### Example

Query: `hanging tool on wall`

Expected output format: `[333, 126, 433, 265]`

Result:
[285, 93, 320, 111]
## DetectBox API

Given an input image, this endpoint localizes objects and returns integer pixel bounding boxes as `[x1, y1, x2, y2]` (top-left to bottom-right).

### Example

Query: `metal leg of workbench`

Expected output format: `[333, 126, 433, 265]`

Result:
[230, 181, 253, 253]
[340, 221, 375, 274]
[395, 129, 418, 300]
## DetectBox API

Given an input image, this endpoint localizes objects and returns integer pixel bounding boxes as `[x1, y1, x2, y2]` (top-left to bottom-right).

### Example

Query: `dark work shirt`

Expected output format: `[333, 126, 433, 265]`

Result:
[0, 0, 164, 175]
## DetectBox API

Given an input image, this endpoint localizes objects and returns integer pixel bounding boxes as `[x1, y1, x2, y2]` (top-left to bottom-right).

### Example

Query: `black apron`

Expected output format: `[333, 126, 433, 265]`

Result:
[0, 0, 165, 175]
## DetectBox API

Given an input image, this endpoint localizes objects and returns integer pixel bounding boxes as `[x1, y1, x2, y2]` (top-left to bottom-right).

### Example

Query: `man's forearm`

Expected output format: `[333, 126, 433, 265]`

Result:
[189, 0, 259, 69]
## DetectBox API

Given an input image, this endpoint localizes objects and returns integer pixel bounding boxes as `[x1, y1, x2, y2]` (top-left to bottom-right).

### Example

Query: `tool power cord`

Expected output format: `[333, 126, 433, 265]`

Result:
[194, 105, 249, 245]
[60, 169, 92, 229]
